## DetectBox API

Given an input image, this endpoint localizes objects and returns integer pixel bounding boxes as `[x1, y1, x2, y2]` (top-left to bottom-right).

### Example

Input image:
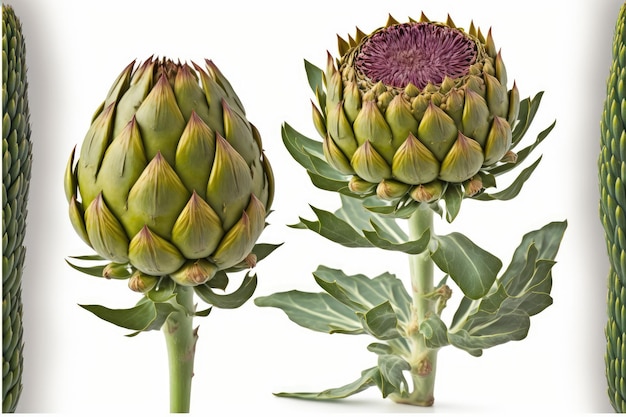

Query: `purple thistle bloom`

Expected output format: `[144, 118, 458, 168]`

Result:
[355, 23, 477, 89]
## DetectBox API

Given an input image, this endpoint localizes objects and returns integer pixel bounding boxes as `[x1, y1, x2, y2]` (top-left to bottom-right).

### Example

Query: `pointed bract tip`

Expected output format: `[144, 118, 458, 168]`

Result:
[337, 34, 350, 56]
[386, 14, 399, 27]
[446, 14, 456, 28]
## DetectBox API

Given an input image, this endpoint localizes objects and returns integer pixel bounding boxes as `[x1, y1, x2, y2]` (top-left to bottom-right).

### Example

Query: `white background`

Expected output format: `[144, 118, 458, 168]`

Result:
[7, 0, 623, 414]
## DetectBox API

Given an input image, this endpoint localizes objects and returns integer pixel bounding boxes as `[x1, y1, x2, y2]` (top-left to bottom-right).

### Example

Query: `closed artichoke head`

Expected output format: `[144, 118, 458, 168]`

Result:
[66, 58, 273, 284]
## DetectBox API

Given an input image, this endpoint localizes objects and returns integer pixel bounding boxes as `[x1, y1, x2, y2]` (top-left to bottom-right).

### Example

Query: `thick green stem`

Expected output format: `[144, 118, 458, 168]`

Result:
[409, 207, 435, 325]
[391, 206, 438, 406]
[163, 285, 197, 413]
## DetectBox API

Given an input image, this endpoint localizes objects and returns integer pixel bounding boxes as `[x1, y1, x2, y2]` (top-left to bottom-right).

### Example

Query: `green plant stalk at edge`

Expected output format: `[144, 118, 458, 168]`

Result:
[390, 207, 437, 406]
[163, 286, 197, 413]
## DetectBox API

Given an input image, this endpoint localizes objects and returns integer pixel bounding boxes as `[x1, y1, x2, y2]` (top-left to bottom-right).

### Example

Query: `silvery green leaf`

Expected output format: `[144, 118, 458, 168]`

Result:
[475, 157, 542, 201]
[68, 254, 106, 261]
[79, 297, 176, 335]
[312, 266, 412, 324]
[431, 233, 502, 299]
[367, 342, 393, 355]
[511, 93, 544, 147]
[254, 290, 363, 335]
[308, 171, 352, 194]
[274, 367, 380, 400]
[335, 194, 407, 239]
[207, 270, 229, 290]
[147, 277, 176, 303]
[448, 221, 567, 354]
[225, 243, 283, 273]
[65, 259, 106, 278]
[364, 220, 430, 254]
[500, 221, 567, 286]
[442, 183, 463, 222]
[448, 311, 530, 357]
[377, 354, 410, 396]
[281, 123, 324, 174]
[358, 301, 402, 340]
[420, 315, 450, 349]
[293, 205, 372, 248]
[304, 60, 326, 108]
[194, 272, 257, 309]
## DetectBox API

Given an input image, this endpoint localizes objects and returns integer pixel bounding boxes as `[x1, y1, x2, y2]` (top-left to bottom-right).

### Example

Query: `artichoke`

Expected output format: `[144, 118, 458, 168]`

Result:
[311, 14, 519, 207]
[266, 12, 562, 407]
[64, 57, 274, 288]
[600, 2, 626, 411]
[2, 4, 31, 412]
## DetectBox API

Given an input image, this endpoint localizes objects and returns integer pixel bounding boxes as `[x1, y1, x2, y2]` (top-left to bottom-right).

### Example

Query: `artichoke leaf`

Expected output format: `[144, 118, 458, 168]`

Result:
[442, 183, 463, 222]
[363, 197, 420, 219]
[254, 289, 364, 335]
[447, 312, 530, 357]
[304, 59, 326, 110]
[419, 315, 451, 349]
[282, 123, 327, 174]
[450, 223, 564, 331]
[307, 171, 353, 195]
[364, 220, 430, 254]
[65, 258, 108, 278]
[504, 120, 556, 176]
[225, 242, 283, 273]
[511, 92, 544, 147]
[131, 301, 181, 335]
[206, 270, 229, 290]
[67, 254, 107, 261]
[367, 342, 393, 355]
[193, 272, 257, 309]
[475, 156, 542, 201]
[309, 148, 352, 181]
[487, 120, 555, 178]
[79, 297, 177, 335]
[335, 193, 408, 240]
[64, 146, 77, 203]
[447, 221, 566, 353]
[293, 205, 373, 248]
[282, 122, 356, 186]
[357, 301, 403, 340]
[377, 354, 411, 395]
[312, 265, 412, 325]
[431, 232, 502, 300]
[146, 277, 177, 303]
[273, 367, 380, 400]
[498, 220, 567, 288]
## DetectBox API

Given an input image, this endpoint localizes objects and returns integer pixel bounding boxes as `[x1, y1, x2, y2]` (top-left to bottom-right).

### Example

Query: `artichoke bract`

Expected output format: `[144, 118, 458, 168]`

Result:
[65, 57, 274, 288]
[312, 15, 519, 205]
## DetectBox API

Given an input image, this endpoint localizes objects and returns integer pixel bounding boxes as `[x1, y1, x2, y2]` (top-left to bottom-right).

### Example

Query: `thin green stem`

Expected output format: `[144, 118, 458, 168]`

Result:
[163, 285, 197, 413]
[391, 206, 437, 406]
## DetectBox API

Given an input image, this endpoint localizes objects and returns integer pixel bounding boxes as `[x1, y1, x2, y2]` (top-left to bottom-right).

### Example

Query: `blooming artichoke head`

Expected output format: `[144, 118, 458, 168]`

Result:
[65, 57, 274, 288]
[311, 14, 521, 209]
